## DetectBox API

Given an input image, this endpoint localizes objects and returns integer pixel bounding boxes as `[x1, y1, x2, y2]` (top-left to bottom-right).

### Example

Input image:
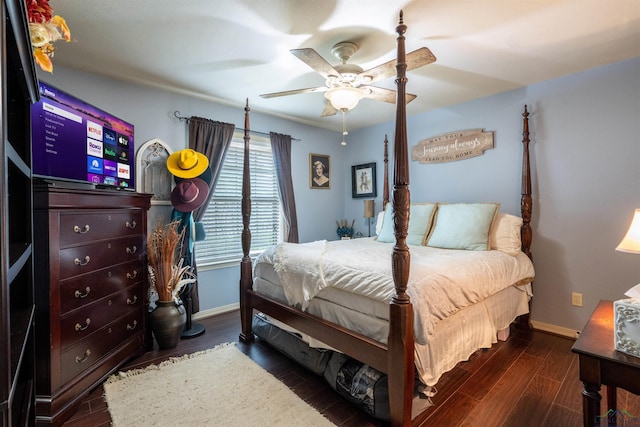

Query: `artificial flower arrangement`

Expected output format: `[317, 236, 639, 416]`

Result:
[147, 219, 196, 304]
[336, 219, 355, 239]
[25, 0, 71, 73]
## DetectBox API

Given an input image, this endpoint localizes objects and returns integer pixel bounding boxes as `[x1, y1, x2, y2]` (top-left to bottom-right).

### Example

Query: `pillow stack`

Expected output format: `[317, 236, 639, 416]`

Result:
[374, 202, 522, 255]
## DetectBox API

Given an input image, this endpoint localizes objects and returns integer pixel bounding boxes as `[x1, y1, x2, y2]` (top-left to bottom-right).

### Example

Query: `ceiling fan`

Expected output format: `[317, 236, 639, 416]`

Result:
[260, 41, 437, 116]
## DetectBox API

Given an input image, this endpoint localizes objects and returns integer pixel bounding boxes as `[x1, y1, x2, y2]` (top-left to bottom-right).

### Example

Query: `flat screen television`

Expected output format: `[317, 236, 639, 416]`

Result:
[31, 81, 135, 190]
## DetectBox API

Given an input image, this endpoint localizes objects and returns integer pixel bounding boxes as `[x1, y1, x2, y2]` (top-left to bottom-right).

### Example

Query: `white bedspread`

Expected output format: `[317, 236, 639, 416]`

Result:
[260, 238, 534, 344]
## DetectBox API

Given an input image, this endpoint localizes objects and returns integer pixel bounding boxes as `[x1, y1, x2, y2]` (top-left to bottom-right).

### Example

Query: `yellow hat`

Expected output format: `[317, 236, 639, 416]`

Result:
[166, 149, 209, 178]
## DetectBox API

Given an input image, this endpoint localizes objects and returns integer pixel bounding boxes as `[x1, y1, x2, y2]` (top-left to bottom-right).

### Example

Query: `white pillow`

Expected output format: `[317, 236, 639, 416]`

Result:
[426, 203, 499, 250]
[375, 210, 385, 236]
[376, 202, 437, 245]
[489, 212, 523, 256]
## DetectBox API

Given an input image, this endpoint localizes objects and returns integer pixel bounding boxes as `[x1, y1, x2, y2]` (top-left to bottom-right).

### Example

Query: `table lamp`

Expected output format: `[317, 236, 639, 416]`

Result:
[364, 200, 375, 237]
[616, 209, 640, 254]
[613, 208, 640, 357]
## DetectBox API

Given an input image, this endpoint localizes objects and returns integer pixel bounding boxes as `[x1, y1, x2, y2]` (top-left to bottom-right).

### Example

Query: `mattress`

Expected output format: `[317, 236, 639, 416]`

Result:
[253, 238, 533, 385]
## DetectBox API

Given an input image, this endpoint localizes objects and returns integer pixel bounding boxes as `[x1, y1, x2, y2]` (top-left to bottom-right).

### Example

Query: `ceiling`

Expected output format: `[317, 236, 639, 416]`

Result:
[49, 0, 640, 131]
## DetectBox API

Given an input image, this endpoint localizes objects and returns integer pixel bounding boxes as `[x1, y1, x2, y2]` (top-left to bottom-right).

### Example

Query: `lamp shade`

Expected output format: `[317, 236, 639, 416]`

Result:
[325, 87, 365, 111]
[364, 199, 375, 218]
[616, 209, 640, 253]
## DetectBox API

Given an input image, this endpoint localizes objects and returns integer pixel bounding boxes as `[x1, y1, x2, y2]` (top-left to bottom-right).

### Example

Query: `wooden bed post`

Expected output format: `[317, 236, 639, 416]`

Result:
[521, 105, 533, 260]
[383, 134, 389, 207]
[518, 105, 534, 330]
[239, 99, 254, 343]
[388, 11, 415, 427]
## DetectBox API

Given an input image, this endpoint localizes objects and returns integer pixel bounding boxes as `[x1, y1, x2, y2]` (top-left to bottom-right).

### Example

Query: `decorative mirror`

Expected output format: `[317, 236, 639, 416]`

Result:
[136, 138, 173, 204]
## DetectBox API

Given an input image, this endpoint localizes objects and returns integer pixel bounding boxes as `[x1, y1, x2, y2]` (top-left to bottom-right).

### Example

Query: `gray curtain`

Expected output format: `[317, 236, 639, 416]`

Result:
[186, 116, 235, 312]
[270, 132, 299, 243]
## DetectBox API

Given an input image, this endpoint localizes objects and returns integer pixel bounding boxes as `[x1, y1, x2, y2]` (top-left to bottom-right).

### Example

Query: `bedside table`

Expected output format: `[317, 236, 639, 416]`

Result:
[571, 300, 640, 427]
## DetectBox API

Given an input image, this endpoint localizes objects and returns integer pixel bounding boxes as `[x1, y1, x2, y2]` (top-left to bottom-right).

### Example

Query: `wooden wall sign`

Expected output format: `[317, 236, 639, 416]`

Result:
[411, 129, 494, 164]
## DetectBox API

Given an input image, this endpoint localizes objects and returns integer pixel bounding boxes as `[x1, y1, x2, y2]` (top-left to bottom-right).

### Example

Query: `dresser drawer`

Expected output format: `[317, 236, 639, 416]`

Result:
[59, 211, 144, 247]
[60, 310, 143, 385]
[60, 261, 144, 314]
[59, 236, 144, 279]
[60, 285, 143, 349]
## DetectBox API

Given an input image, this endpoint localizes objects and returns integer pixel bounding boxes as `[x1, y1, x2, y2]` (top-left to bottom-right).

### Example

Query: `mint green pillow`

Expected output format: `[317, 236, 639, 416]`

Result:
[376, 203, 437, 245]
[426, 203, 499, 250]
[375, 203, 395, 243]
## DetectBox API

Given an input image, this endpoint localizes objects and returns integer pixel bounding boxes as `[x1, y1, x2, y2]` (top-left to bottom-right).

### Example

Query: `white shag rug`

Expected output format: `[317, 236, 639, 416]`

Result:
[103, 342, 336, 426]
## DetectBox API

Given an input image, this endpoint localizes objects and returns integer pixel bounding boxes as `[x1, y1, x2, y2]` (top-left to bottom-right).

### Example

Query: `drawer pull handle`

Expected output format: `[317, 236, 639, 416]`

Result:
[126, 221, 137, 229]
[127, 296, 138, 305]
[74, 256, 90, 266]
[75, 287, 91, 298]
[126, 246, 137, 254]
[75, 318, 91, 331]
[73, 225, 90, 234]
[75, 349, 91, 363]
[126, 320, 138, 330]
[126, 270, 138, 279]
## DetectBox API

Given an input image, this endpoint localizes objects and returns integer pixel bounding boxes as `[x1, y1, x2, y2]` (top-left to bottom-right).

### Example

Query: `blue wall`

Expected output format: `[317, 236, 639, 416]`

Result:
[42, 56, 640, 332]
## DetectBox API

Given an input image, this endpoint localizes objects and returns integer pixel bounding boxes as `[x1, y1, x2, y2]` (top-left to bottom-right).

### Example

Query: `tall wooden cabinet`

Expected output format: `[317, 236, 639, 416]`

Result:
[1, 0, 40, 425]
[33, 186, 151, 426]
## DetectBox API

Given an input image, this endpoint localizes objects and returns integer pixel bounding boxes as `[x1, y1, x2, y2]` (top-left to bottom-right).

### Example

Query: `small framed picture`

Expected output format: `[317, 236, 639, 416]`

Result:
[352, 162, 377, 198]
[310, 153, 330, 189]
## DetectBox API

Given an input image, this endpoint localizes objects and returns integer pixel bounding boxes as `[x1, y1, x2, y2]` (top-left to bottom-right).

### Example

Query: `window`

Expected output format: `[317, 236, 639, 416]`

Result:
[195, 135, 282, 267]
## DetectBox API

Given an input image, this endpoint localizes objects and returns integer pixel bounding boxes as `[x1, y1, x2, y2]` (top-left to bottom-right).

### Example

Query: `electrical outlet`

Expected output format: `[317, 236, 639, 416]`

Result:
[572, 292, 583, 307]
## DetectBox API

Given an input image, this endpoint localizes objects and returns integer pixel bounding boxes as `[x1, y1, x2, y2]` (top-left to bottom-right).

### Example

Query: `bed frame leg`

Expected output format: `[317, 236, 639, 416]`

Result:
[239, 259, 254, 343]
[388, 301, 414, 427]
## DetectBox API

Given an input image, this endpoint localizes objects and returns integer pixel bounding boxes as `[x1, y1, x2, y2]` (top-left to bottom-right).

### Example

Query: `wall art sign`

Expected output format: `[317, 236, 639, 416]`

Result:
[411, 129, 494, 164]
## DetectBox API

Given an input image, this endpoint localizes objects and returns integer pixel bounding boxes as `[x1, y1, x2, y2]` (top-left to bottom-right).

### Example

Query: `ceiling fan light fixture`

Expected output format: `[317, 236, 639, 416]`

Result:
[325, 86, 365, 111]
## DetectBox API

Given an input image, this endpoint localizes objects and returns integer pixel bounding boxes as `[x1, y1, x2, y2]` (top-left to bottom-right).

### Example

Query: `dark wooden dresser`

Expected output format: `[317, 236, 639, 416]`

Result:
[33, 184, 151, 426]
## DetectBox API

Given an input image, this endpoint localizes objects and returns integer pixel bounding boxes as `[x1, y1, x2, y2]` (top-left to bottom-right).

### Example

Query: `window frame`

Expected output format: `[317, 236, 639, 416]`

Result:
[194, 132, 282, 270]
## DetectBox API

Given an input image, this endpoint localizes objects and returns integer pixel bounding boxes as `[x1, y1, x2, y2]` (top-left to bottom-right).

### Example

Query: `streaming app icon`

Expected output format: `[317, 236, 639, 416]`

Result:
[87, 173, 102, 184]
[87, 138, 103, 158]
[87, 121, 103, 141]
[87, 156, 103, 174]
[117, 134, 129, 149]
[103, 128, 117, 144]
[118, 163, 130, 179]
[118, 148, 128, 163]
[103, 160, 118, 177]
[103, 176, 117, 186]
[103, 143, 117, 160]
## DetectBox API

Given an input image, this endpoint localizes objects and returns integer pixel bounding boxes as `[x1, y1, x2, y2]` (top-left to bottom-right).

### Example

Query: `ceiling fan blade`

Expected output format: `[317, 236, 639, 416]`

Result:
[362, 86, 417, 104]
[358, 47, 436, 84]
[290, 48, 341, 79]
[321, 101, 338, 117]
[260, 86, 327, 99]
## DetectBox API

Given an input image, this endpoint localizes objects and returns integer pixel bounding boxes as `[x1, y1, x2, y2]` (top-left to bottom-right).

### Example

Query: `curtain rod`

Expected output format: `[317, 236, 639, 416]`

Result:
[173, 111, 301, 141]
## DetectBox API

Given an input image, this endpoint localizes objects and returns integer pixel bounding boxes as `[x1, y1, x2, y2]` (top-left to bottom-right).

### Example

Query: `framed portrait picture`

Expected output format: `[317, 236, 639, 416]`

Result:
[351, 162, 377, 198]
[310, 153, 330, 189]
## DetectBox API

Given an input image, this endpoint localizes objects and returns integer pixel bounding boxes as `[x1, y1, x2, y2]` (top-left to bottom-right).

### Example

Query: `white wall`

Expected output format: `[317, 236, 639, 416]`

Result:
[41, 56, 640, 333]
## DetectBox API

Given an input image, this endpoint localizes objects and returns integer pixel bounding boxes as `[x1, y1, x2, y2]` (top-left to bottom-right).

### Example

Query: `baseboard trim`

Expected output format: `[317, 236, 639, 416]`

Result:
[193, 303, 239, 320]
[531, 320, 580, 339]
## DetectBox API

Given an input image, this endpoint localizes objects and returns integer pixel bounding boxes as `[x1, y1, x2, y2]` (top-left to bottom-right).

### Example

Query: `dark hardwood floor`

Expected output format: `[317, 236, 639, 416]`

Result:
[63, 310, 639, 426]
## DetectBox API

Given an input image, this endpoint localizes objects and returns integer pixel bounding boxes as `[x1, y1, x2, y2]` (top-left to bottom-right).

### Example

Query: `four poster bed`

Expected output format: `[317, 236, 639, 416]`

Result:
[239, 12, 534, 426]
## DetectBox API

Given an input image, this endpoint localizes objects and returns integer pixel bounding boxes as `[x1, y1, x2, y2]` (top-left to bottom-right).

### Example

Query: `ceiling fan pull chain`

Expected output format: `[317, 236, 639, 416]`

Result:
[341, 110, 348, 146]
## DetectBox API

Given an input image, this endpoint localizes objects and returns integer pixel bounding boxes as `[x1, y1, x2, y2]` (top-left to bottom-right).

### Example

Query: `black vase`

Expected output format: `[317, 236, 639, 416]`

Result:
[149, 300, 187, 349]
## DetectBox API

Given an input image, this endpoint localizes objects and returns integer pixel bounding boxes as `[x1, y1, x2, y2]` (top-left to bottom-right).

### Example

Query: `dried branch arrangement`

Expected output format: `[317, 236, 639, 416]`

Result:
[147, 219, 196, 303]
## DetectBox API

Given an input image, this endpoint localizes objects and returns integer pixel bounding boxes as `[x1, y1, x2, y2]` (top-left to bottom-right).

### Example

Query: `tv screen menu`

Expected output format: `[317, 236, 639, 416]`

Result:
[31, 82, 135, 189]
